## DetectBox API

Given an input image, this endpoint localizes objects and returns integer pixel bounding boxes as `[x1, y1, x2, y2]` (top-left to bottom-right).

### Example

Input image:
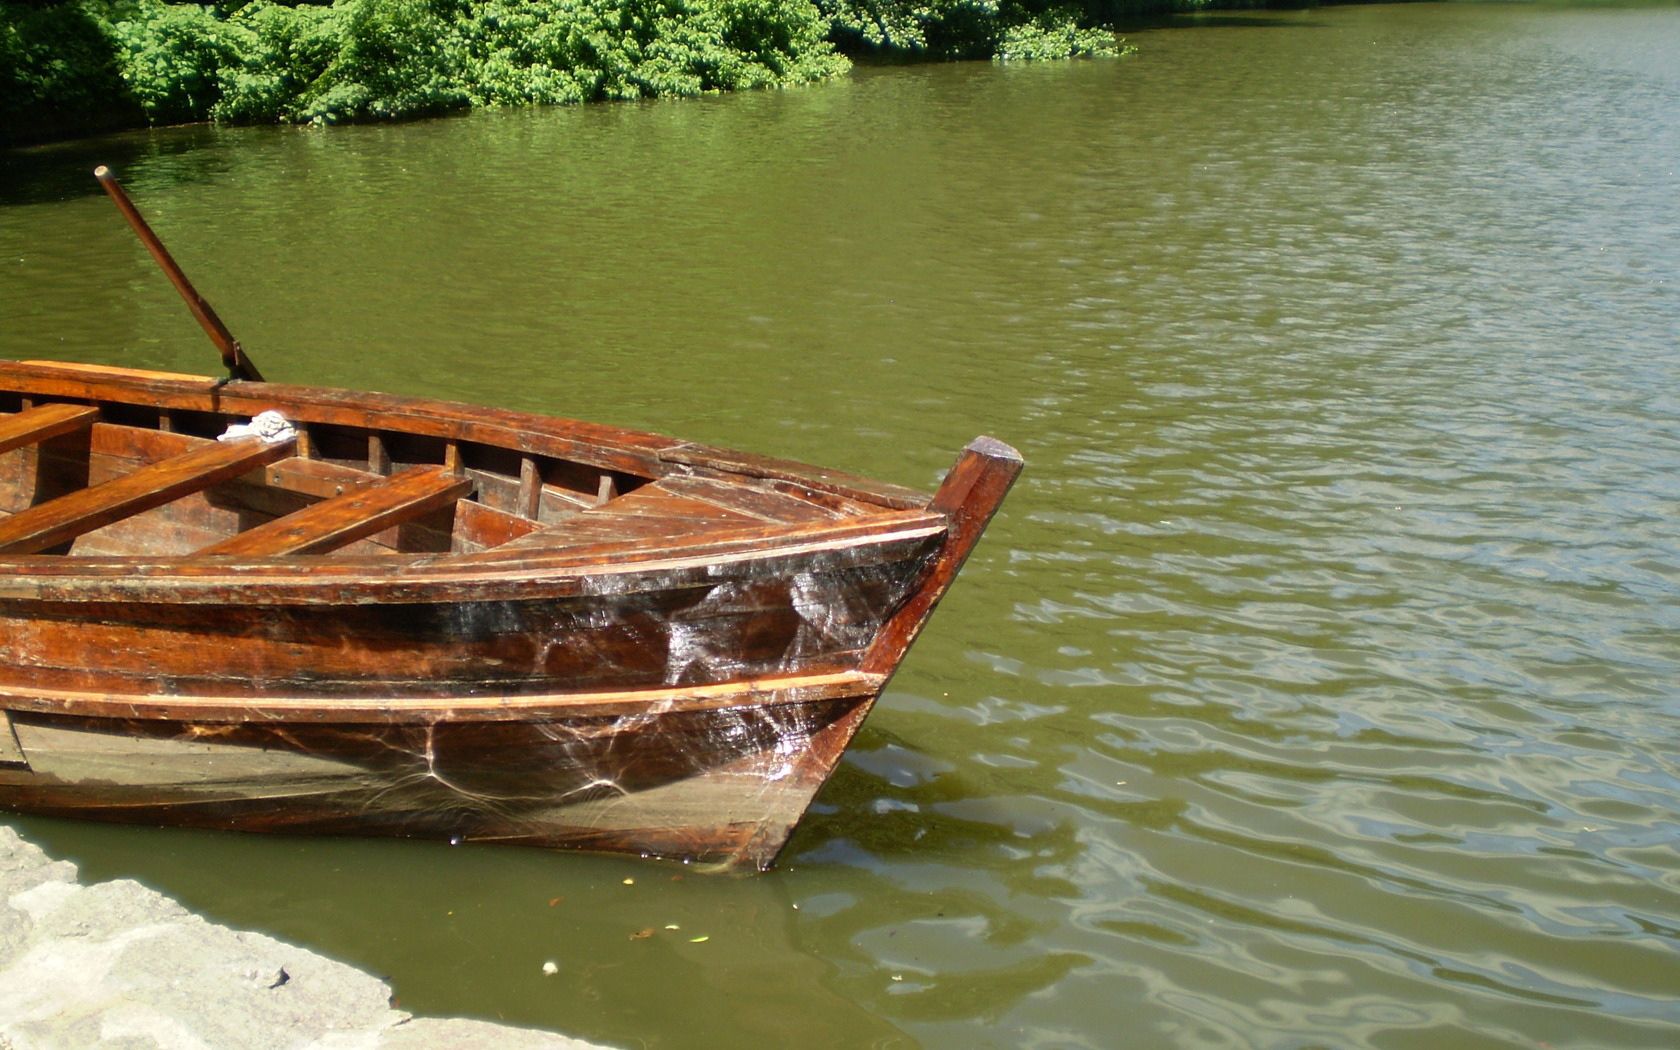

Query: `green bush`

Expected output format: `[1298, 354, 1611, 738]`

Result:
[296, 0, 467, 121]
[995, 11, 1122, 61]
[103, 1, 241, 124]
[1, 0, 1151, 144]
[816, 0, 1130, 61]
[453, 0, 845, 108]
[213, 1, 344, 122]
[1, 0, 140, 139]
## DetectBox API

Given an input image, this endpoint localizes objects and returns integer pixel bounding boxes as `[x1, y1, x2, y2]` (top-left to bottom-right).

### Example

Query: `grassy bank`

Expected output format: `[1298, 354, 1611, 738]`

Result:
[2, 0, 1192, 145]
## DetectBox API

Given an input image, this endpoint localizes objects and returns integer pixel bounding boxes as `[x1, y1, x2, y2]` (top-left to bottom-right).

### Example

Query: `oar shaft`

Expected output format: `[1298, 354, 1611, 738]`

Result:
[93, 165, 263, 382]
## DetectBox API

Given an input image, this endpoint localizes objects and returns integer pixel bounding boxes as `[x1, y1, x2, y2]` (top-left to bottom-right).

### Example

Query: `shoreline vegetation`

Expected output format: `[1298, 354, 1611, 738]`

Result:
[5, 0, 1222, 147]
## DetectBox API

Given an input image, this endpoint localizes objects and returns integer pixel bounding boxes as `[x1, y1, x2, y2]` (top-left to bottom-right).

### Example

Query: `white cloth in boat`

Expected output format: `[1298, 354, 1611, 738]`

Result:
[217, 410, 296, 444]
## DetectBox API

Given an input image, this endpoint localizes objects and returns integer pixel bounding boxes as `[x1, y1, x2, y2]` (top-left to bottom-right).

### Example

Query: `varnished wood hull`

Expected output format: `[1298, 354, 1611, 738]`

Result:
[0, 676, 882, 869]
[0, 360, 1021, 869]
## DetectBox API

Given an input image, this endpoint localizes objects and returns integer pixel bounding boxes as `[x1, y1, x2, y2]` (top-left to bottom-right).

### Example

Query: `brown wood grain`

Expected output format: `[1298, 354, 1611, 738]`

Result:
[0, 436, 296, 555]
[0, 682, 879, 868]
[655, 474, 844, 523]
[0, 668, 881, 723]
[451, 499, 542, 552]
[0, 556, 914, 697]
[198, 466, 472, 556]
[0, 709, 25, 768]
[0, 404, 100, 456]
[862, 436, 1023, 676]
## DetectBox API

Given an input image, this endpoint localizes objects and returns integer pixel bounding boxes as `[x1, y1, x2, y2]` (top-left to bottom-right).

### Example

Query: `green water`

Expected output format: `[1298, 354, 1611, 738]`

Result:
[3, 4, 1679, 1047]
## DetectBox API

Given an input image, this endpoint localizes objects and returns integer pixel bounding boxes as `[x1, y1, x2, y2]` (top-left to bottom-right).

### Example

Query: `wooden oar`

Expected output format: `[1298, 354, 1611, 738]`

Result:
[93, 165, 265, 383]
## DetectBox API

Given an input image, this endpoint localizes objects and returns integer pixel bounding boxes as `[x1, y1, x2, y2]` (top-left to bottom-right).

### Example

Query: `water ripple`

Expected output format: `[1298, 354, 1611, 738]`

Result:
[4, 4, 1680, 1049]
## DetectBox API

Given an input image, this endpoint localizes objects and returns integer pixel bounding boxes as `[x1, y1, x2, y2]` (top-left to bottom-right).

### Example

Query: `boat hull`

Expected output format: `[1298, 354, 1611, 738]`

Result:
[0, 673, 880, 870]
[0, 531, 935, 870]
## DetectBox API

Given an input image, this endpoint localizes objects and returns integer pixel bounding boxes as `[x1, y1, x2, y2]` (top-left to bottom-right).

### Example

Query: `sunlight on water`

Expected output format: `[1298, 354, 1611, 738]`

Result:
[3, 4, 1678, 1048]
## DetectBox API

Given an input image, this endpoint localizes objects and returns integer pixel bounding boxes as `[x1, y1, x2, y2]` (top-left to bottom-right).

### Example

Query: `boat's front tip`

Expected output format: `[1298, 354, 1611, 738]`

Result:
[959, 434, 1025, 468]
[858, 436, 1023, 678]
[929, 435, 1025, 536]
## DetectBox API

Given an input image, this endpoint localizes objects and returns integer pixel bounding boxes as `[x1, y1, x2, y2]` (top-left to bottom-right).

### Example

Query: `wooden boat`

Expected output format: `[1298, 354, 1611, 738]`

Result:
[0, 170, 1021, 871]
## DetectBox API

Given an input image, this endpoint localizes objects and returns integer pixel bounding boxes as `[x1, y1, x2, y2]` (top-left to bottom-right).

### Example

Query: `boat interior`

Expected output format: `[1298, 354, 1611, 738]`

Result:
[0, 361, 925, 564]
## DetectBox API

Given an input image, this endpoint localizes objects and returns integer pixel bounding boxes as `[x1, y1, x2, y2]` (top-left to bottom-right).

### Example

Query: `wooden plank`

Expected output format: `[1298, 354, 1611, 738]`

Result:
[483, 479, 759, 553]
[255, 456, 381, 500]
[198, 466, 472, 557]
[0, 556, 909, 697]
[0, 436, 296, 555]
[0, 668, 883, 724]
[0, 709, 26, 769]
[658, 442, 929, 509]
[491, 513, 695, 552]
[517, 456, 542, 519]
[0, 683, 874, 869]
[89, 420, 201, 464]
[7, 361, 932, 498]
[452, 499, 543, 552]
[464, 466, 594, 520]
[763, 478, 878, 518]
[590, 484, 762, 526]
[483, 473, 877, 554]
[6, 511, 944, 595]
[656, 474, 845, 524]
[0, 403, 99, 456]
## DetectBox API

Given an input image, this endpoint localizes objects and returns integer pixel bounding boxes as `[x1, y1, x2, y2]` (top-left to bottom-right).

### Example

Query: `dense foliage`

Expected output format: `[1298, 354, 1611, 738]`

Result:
[1, 0, 1159, 143]
[818, 0, 1128, 60]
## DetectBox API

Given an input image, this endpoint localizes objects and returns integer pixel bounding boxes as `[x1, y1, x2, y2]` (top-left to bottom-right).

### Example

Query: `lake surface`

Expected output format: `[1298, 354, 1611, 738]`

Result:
[3, 3, 1678, 1047]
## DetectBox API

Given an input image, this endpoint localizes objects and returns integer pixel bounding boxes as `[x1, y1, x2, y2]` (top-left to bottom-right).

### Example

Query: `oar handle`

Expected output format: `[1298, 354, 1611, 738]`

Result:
[94, 165, 264, 383]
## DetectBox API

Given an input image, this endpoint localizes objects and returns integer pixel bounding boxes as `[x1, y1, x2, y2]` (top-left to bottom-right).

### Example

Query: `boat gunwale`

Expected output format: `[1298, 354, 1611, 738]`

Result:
[0, 515, 946, 603]
[0, 359, 931, 508]
[0, 358, 949, 592]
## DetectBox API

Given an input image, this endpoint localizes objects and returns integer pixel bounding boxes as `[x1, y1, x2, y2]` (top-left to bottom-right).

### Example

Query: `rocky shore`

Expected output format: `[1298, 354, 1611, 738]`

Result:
[0, 826, 607, 1049]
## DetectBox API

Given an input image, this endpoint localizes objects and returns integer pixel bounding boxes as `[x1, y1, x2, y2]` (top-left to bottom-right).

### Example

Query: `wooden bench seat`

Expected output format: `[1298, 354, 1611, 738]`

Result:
[0, 403, 100, 456]
[198, 465, 473, 557]
[0, 435, 296, 555]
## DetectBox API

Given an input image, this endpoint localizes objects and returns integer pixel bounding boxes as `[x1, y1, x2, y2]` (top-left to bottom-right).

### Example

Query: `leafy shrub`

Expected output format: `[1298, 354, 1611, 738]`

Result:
[3, 0, 1146, 144]
[311, 0, 467, 120]
[995, 12, 1122, 61]
[215, 1, 346, 121]
[1, 0, 140, 140]
[103, 1, 242, 124]
[452, 0, 844, 106]
[817, 0, 1128, 60]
